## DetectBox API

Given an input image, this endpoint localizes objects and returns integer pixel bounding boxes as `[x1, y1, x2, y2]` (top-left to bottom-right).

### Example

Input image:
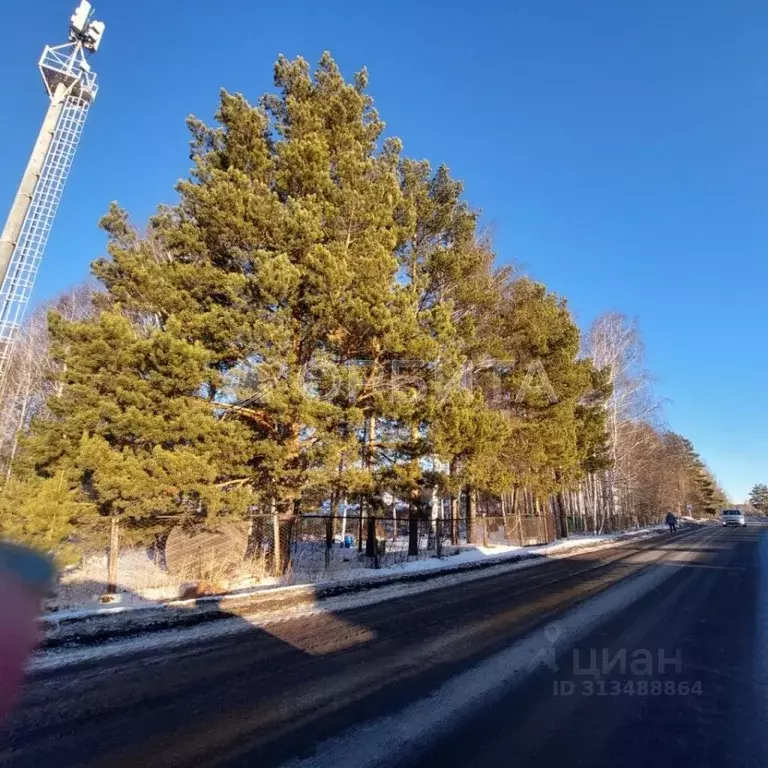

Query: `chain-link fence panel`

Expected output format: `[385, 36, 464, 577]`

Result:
[21, 507, 664, 613]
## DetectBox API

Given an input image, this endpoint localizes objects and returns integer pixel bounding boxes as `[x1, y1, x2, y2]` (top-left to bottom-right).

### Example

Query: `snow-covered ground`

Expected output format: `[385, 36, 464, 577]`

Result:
[45, 523, 681, 618]
[324, 524, 676, 579]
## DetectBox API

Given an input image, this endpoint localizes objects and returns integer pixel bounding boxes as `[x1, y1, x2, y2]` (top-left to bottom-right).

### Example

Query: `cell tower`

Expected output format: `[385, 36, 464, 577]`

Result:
[0, 1, 105, 379]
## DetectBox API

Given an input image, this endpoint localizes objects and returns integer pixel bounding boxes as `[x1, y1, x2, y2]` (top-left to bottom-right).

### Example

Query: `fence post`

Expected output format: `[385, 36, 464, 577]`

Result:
[358, 497, 365, 553]
[450, 495, 459, 545]
[272, 502, 282, 576]
[408, 501, 419, 556]
[325, 513, 333, 570]
[481, 512, 488, 548]
[466, 487, 477, 544]
[107, 515, 120, 594]
[392, 502, 398, 542]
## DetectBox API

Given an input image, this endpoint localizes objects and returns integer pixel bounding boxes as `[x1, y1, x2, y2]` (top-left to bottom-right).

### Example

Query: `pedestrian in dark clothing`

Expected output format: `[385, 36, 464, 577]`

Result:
[665, 511, 677, 533]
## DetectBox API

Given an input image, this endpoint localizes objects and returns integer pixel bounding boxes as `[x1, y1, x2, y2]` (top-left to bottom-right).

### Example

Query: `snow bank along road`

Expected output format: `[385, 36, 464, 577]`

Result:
[1, 524, 765, 767]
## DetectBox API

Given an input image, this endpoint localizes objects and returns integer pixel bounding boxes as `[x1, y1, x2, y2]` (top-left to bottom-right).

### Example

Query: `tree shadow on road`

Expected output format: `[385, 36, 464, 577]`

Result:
[4, 528, 734, 768]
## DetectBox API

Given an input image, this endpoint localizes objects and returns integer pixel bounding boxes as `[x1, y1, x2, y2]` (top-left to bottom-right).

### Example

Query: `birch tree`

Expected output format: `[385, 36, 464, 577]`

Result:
[584, 313, 661, 521]
[0, 284, 95, 479]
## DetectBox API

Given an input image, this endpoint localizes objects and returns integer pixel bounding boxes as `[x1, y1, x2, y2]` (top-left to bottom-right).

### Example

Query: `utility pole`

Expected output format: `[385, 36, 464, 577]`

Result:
[0, 1, 105, 380]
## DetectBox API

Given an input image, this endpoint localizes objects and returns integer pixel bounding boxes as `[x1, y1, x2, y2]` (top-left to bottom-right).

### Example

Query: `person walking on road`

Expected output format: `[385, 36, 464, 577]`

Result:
[665, 511, 677, 533]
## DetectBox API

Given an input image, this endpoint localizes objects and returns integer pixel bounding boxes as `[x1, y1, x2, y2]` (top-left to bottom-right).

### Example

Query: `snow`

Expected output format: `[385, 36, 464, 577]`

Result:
[297, 524, 673, 581]
[537, 525, 670, 553]
[46, 520, 683, 618]
[42, 524, 683, 625]
[287, 525, 674, 583]
[51, 550, 183, 611]
[385, 544, 523, 572]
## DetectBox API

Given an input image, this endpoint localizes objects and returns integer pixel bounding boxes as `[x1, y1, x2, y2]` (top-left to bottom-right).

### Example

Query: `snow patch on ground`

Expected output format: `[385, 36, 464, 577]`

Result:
[43, 524, 679, 622]
[50, 527, 670, 614]
[52, 550, 180, 610]
[289, 526, 674, 584]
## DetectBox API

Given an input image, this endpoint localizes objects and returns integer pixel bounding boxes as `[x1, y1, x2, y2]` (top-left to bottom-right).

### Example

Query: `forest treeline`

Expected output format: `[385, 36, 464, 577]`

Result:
[0, 54, 726, 562]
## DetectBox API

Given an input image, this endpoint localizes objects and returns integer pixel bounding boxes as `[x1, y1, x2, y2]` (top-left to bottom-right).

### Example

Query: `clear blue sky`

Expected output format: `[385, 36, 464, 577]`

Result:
[1, 0, 766, 501]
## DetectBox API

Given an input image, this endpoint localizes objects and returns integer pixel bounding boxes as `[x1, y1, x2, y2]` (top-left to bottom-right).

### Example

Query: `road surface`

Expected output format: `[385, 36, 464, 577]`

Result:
[1, 524, 765, 767]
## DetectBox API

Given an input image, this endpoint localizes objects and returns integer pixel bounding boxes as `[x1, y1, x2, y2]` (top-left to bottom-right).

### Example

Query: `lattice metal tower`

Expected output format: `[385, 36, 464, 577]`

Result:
[0, 2, 105, 379]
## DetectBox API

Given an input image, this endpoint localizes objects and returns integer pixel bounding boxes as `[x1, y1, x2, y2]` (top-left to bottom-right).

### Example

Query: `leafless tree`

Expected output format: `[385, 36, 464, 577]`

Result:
[0, 283, 97, 479]
[584, 313, 664, 525]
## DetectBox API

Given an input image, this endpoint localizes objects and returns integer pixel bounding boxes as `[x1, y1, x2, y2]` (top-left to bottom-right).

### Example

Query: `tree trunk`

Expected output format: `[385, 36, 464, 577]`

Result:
[327, 453, 345, 564]
[340, 493, 348, 540]
[466, 486, 477, 544]
[392, 501, 398, 542]
[511, 486, 522, 546]
[429, 485, 439, 553]
[245, 508, 263, 561]
[366, 513, 377, 561]
[436, 498, 444, 558]
[358, 494, 365, 553]
[557, 491, 569, 539]
[549, 497, 560, 538]
[361, 413, 376, 554]
[272, 499, 282, 575]
[501, 492, 508, 541]
[448, 457, 459, 545]
[107, 515, 120, 594]
[600, 471, 611, 533]
[365, 503, 376, 558]
[273, 500, 299, 576]
[276, 516, 296, 576]
[408, 500, 419, 556]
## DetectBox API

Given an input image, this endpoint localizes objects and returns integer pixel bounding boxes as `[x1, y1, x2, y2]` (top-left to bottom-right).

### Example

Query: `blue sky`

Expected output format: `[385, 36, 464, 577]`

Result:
[1, 0, 766, 500]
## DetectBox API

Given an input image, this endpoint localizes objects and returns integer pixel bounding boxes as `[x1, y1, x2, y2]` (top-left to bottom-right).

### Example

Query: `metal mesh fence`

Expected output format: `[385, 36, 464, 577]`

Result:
[38, 508, 661, 612]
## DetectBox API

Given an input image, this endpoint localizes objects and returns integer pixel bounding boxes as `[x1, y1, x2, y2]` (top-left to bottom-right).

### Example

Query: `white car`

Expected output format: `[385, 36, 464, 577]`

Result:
[721, 509, 746, 527]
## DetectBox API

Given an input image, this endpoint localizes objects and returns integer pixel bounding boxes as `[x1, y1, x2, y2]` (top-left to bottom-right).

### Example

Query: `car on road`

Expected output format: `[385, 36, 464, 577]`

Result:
[721, 509, 746, 527]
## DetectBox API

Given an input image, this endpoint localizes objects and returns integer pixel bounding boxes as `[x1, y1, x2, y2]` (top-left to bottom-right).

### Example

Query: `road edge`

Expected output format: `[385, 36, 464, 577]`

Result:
[41, 524, 704, 650]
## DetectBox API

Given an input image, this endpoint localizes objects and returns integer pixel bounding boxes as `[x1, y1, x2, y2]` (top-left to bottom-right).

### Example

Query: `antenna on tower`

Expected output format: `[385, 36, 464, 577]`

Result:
[69, 1, 106, 52]
[0, 1, 105, 380]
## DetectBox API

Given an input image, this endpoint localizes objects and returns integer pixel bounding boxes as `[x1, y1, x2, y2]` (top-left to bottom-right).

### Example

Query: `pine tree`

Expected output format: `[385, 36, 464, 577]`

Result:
[97, 55, 412, 566]
[3, 50, 717, 569]
[9, 55, 425, 568]
[392, 159, 510, 543]
[749, 483, 768, 511]
[9, 308, 254, 546]
[492, 279, 609, 500]
[658, 434, 726, 517]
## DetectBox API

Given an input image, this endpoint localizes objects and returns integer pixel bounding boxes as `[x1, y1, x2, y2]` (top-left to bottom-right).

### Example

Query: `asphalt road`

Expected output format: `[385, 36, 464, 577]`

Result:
[1, 523, 764, 768]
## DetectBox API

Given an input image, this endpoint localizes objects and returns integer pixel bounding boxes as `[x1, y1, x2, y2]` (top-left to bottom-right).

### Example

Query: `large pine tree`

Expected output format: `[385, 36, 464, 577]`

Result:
[0, 53, 614, 563]
[749, 483, 768, 511]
